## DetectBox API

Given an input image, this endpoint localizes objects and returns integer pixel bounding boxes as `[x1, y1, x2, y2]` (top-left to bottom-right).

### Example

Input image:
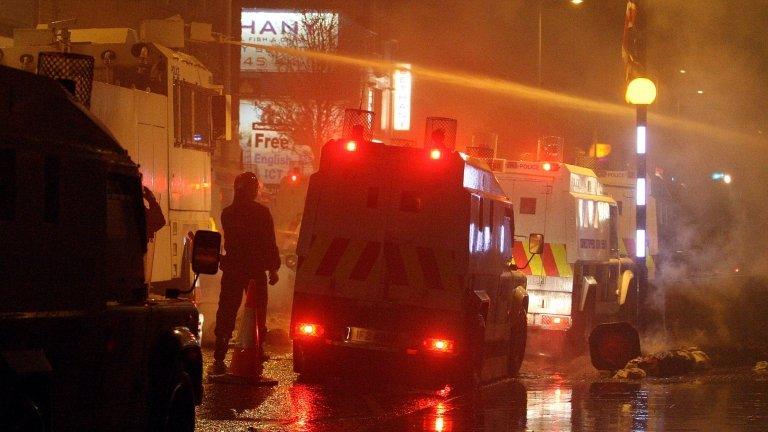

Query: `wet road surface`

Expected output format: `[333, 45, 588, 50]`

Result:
[196, 342, 768, 432]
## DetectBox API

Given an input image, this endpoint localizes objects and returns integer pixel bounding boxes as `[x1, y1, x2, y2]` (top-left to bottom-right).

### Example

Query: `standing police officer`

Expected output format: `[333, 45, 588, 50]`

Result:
[209, 172, 280, 375]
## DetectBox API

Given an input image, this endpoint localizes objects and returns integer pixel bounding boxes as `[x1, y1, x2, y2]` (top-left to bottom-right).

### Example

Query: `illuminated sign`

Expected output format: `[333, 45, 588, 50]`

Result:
[240, 10, 338, 72]
[239, 99, 314, 184]
[392, 65, 412, 131]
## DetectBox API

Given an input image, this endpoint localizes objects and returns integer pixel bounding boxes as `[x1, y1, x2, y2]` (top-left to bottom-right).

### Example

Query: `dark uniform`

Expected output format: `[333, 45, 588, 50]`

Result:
[213, 177, 281, 363]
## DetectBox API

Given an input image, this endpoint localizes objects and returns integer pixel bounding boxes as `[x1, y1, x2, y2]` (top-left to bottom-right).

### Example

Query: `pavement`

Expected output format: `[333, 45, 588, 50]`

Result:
[195, 331, 768, 432]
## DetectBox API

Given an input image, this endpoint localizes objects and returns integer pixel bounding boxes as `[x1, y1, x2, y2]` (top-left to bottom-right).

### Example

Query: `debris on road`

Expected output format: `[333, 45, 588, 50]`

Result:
[754, 361, 768, 374]
[613, 365, 647, 380]
[613, 348, 711, 379]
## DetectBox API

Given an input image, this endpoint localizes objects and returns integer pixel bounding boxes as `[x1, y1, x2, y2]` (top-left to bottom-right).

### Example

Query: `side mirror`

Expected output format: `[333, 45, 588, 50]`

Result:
[506, 257, 518, 271]
[191, 230, 221, 275]
[528, 233, 544, 255]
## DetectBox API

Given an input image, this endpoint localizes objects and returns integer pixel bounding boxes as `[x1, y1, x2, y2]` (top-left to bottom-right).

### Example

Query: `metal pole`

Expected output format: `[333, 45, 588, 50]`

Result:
[635, 104, 648, 327]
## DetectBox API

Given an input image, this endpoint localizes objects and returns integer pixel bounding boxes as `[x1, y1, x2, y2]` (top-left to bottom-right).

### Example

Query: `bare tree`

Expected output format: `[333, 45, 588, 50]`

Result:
[258, 11, 359, 162]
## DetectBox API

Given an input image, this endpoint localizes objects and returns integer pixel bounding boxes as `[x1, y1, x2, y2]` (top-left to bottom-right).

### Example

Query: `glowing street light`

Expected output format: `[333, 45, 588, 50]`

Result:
[626, 76, 657, 326]
[625, 77, 657, 105]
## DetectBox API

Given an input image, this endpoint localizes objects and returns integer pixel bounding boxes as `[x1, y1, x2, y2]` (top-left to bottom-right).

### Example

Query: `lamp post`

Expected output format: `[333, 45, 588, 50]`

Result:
[625, 77, 657, 327]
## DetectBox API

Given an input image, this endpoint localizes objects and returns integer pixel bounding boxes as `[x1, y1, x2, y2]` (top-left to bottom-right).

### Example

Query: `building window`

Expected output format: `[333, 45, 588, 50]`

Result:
[520, 197, 537, 215]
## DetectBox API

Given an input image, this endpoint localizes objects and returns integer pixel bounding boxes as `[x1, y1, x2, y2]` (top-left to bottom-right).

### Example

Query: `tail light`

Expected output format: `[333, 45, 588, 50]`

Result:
[423, 338, 455, 354]
[429, 148, 442, 160]
[541, 314, 571, 329]
[345, 140, 358, 152]
[295, 322, 324, 338]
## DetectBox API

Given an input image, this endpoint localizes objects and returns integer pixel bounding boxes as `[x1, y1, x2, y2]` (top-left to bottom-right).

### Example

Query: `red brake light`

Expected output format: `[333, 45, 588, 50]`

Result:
[541, 315, 571, 328]
[290, 174, 298, 182]
[345, 141, 358, 152]
[429, 148, 442, 160]
[542, 162, 552, 171]
[296, 323, 324, 337]
[423, 338, 454, 353]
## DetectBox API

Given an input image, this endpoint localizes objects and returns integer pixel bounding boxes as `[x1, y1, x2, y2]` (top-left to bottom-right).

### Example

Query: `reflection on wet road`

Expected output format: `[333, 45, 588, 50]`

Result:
[197, 348, 768, 431]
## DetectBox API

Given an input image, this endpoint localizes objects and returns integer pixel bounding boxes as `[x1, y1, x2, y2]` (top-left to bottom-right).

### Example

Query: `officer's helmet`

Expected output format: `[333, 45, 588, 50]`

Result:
[234, 172, 259, 200]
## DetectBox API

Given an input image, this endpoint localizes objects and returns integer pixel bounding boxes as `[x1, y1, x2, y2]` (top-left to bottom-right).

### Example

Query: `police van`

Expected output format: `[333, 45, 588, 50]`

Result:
[290, 130, 534, 385]
[491, 160, 636, 345]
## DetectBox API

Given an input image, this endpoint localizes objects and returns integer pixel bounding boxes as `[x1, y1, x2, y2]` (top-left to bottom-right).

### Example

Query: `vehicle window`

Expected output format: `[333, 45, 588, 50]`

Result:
[180, 85, 193, 143]
[174, 82, 214, 151]
[478, 196, 484, 230]
[504, 205, 514, 252]
[609, 205, 619, 253]
[194, 90, 211, 146]
[106, 175, 144, 249]
[0, 148, 15, 221]
[105, 174, 146, 300]
[488, 200, 494, 233]
[520, 197, 536, 215]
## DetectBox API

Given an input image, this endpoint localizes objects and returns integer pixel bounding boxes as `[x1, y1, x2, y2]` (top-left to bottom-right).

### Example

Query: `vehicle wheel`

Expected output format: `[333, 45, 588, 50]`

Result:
[163, 371, 195, 432]
[293, 341, 322, 382]
[292, 341, 304, 374]
[507, 309, 527, 376]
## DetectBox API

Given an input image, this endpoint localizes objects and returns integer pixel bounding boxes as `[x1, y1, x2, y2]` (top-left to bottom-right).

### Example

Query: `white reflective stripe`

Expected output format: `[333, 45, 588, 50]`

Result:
[636, 178, 646, 205]
[637, 126, 646, 154]
[636, 229, 646, 258]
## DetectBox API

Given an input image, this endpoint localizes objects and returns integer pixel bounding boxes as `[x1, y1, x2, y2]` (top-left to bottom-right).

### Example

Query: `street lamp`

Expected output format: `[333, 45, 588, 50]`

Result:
[625, 76, 657, 327]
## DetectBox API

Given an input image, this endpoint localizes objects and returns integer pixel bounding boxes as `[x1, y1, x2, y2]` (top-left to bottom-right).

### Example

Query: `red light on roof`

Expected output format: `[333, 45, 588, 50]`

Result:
[290, 174, 298, 182]
[542, 162, 552, 171]
[430, 148, 442, 160]
[345, 141, 357, 152]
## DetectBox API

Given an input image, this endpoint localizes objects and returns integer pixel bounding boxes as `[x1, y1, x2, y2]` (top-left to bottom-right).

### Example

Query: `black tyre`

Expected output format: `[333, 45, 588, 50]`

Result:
[162, 371, 195, 432]
[292, 341, 304, 374]
[293, 341, 323, 382]
[507, 309, 527, 376]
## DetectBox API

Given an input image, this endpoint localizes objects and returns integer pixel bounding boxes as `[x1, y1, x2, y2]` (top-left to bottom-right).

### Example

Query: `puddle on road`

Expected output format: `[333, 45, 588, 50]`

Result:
[197, 347, 768, 432]
[383, 374, 768, 431]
